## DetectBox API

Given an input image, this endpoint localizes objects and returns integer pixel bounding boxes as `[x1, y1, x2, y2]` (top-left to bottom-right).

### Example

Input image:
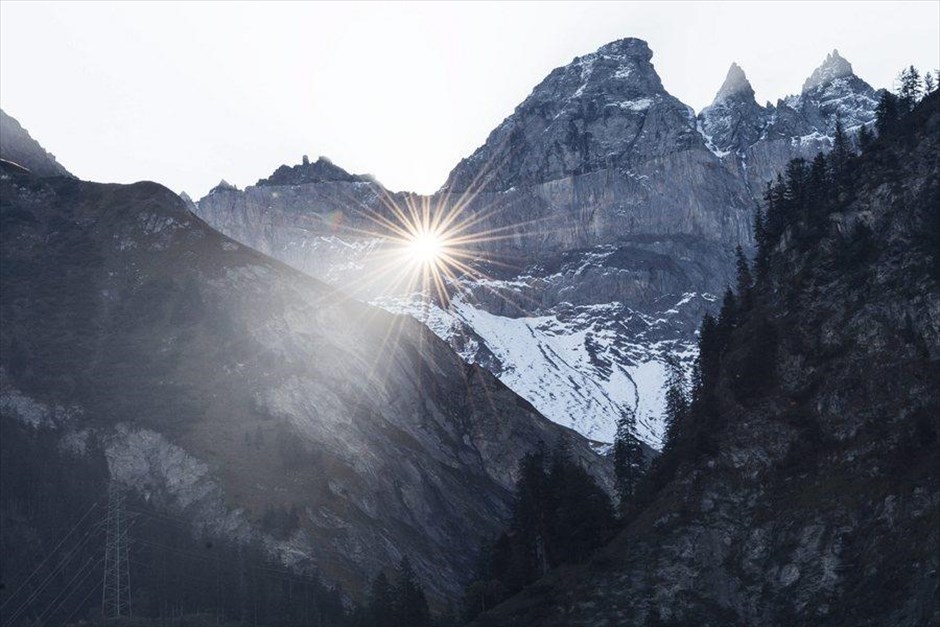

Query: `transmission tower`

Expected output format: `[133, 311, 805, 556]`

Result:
[101, 480, 132, 619]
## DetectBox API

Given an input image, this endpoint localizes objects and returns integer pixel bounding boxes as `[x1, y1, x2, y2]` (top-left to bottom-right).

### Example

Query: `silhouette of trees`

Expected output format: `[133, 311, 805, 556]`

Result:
[364, 558, 431, 627]
[462, 445, 614, 622]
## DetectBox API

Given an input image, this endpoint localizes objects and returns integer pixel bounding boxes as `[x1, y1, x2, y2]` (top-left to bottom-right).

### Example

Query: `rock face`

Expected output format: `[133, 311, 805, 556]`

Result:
[471, 94, 940, 626]
[192, 39, 882, 448]
[0, 162, 611, 604]
[0, 108, 72, 177]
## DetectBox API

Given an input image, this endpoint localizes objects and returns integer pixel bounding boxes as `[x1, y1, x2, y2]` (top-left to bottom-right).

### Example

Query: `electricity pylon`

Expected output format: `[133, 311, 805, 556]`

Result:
[101, 480, 131, 619]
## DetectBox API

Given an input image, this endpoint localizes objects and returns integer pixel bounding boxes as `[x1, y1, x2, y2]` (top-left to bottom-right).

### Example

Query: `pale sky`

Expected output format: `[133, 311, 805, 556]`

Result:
[1, 2, 937, 197]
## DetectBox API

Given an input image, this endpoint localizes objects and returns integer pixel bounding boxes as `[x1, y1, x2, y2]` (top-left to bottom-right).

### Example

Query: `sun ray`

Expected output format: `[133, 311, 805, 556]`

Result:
[311, 143, 578, 379]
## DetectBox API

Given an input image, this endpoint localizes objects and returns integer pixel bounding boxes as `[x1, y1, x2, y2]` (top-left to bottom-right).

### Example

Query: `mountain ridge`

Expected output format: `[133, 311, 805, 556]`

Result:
[0, 161, 612, 605]
[0, 108, 72, 178]
[192, 37, 882, 449]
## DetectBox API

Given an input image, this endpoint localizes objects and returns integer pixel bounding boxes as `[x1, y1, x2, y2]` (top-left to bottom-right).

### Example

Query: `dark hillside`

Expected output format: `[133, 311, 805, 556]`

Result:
[474, 92, 940, 627]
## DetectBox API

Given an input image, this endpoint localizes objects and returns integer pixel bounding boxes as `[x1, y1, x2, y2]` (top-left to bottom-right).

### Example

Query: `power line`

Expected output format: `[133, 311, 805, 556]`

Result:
[0, 501, 99, 612]
[60, 579, 101, 627]
[35, 555, 104, 627]
[3, 522, 103, 625]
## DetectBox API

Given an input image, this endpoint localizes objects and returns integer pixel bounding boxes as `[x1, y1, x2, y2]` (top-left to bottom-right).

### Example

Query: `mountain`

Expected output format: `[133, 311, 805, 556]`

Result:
[472, 92, 940, 626]
[699, 50, 881, 194]
[0, 160, 611, 607]
[442, 38, 704, 194]
[0, 108, 72, 177]
[192, 39, 882, 448]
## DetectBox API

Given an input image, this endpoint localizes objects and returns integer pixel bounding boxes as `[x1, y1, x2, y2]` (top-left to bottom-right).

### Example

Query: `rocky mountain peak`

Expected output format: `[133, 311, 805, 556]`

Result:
[256, 155, 370, 186]
[714, 62, 756, 102]
[564, 37, 663, 97]
[593, 37, 654, 63]
[441, 37, 701, 193]
[698, 62, 765, 157]
[802, 49, 855, 92]
[208, 179, 238, 194]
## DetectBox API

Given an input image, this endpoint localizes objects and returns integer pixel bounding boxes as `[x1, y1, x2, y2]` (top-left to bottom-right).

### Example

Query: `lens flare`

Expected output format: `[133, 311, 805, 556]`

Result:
[316, 136, 559, 362]
[408, 229, 445, 265]
[312, 143, 564, 392]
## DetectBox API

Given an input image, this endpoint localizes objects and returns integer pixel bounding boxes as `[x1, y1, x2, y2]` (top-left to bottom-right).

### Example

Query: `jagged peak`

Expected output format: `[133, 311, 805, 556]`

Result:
[593, 37, 653, 62]
[802, 49, 855, 92]
[551, 36, 665, 104]
[714, 62, 756, 102]
[256, 155, 370, 187]
[208, 179, 238, 194]
[571, 37, 656, 80]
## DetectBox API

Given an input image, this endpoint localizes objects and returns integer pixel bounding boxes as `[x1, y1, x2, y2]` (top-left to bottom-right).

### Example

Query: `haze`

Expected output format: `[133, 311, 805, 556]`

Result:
[1, 1, 937, 197]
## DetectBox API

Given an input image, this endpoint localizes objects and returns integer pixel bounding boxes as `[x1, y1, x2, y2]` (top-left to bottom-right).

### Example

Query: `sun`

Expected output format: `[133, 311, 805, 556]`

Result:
[408, 229, 445, 265]
[337, 165, 543, 312]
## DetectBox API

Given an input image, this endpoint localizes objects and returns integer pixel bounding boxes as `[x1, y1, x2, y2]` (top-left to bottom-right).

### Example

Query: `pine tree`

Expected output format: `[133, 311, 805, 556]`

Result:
[717, 288, 738, 342]
[393, 557, 431, 627]
[754, 205, 770, 280]
[808, 152, 833, 231]
[546, 448, 616, 564]
[924, 71, 936, 94]
[613, 406, 646, 510]
[735, 245, 753, 306]
[898, 65, 922, 113]
[367, 571, 395, 627]
[513, 447, 550, 579]
[857, 124, 875, 152]
[875, 91, 900, 137]
[467, 446, 616, 615]
[661, 355, 689, 451]
[830, 117, 852, 182]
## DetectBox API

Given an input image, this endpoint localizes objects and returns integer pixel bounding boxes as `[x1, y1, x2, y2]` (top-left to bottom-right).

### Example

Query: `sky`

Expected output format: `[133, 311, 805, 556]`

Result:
[1, 2, 937, 197]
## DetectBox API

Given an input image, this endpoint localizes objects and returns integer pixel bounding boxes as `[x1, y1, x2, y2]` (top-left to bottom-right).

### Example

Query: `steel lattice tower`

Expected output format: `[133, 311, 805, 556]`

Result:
[101, 481, 131, 619]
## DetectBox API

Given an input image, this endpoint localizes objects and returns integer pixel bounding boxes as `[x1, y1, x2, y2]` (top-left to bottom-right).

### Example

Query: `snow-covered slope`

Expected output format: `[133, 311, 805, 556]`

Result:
[377, 291, 706, 447]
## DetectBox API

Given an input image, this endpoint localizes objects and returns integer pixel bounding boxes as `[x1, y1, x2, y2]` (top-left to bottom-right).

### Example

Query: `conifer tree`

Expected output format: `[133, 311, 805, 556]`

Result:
[735, 245, 753, 306]
[875, 91, 900, 137]
[465, 445, 616, 620]
[613, 406, 646, 510]
[754, 205, 770, 280]
[662, 355, 689, 451]
[808, 153, 832, 230]
[857, 124, 875, 152]
[393, 557, 431, 627]
[367, 571, 395, 627]
[717, 288, 738, 341]
[830, 117, 852, 181]
[546, 447, 616, 563]
[898, 65, 922, 113]
[924, 71, 936, 94]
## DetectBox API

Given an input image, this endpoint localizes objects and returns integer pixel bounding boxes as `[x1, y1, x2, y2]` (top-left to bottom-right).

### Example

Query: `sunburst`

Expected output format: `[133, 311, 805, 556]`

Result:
[310, 144, 567, 385]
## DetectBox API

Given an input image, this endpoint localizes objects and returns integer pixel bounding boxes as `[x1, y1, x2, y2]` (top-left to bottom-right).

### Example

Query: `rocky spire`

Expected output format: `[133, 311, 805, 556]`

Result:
[208, 179, 238, 195]
[802, 49, 855, 92]
[442, 37, 698, 192]
[714, 63, 756, 102]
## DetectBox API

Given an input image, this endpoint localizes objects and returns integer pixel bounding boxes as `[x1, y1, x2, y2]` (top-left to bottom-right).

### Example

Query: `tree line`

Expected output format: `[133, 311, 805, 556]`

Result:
[459, 63, 938, 624]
